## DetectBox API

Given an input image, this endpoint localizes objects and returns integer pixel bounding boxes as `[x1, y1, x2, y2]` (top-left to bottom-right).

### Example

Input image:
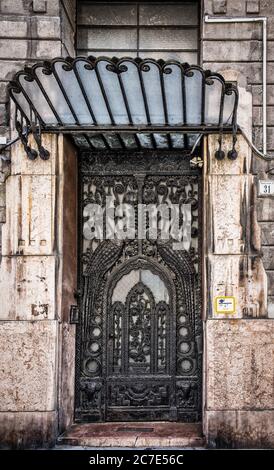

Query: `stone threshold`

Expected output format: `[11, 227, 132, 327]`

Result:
[57, 422, 205, 448]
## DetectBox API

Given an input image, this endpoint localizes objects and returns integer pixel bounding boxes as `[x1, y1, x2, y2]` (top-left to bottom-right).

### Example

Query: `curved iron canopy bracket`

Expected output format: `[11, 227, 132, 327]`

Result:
[8, 56, 239, 160]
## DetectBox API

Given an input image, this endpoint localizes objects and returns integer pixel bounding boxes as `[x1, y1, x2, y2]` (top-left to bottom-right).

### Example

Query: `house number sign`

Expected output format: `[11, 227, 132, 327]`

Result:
[258, 180, 274, 197]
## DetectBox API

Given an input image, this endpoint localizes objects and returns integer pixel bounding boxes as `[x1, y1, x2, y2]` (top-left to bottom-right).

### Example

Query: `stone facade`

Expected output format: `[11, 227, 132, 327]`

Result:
[0, 133, 77, 448]
[0, 0, 274, 449]
[203, 0, 274, 315]
[0, 0, 76, 224]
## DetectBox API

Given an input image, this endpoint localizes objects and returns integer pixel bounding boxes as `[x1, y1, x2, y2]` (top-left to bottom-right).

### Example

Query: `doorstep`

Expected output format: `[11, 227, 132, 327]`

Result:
[57, 422, 205, 448]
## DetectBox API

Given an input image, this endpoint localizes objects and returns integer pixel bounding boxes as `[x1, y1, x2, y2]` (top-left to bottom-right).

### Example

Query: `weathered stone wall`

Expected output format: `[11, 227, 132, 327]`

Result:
[0, 133, 77, 448]
[204, 129, 274, 446]
[0, 0, 274, 449]
[0, 0, 76, 227]
[202, 2, 274, 447]
[205, 133, 267, 319]
[205, 320, 274, 448]
[203, 0, 274, 314]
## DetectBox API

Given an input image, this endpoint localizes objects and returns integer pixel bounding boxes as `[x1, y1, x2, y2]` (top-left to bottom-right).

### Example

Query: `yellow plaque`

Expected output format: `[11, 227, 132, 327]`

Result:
[214, 296, 236, 314]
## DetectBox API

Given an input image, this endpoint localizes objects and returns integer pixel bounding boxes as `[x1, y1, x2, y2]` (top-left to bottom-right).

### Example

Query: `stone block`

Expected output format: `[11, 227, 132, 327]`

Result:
[246, 1, 260, 14]
[0, 320, 58, 412]
[266, 271, 274, 295]
[207, 254, 243, 318]
[58, 323, 76, 432]
[0, 411, 57, 449]
[260, 222, 274, 245]
[32, 0, 47, 13]
[2, 174, 56, 256]
[202, 61, 274, 86]
[0, 19, 28, 38]
[0, 104, 7, 125]
[252, 85, 274, 106]
[203, 22, 261, 40]
[262, 246, 274, 269]
[0, 39, 28, 59]
[253, 106, 274, 126]
[251, 153, 268, 175]
[256, 196, 274, 221]
[207, 254, 267, 318]
[227, 0, 246, 15]
[0, 82, 8, 103]
[0, 183, 5, 207]
[254, 126, 274, 151]
[0, 255, 56, 320]
[11, 135, 58, 176]
[206, 174, 252, 255]
[207, 134, 251, 176]
[267, 296, 274, 318]
[36, 17, 61, 39]
[203, 40, 262, 62]
[213, 0, 227, 14]
[0, 1, 59, 15]
[206, 319, 274, 410]
[205, 410, 274, 448]
[34, 39, 61, 58]
[0, 60, 27, 81]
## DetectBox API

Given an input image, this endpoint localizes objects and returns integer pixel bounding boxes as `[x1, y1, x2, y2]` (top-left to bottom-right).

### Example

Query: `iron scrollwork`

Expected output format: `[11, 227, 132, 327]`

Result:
[8, 56, 239, 158]
[75, 150, 202, 422]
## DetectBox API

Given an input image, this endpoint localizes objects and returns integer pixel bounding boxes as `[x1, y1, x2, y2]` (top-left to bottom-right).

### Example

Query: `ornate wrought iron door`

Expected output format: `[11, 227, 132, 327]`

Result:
[75, 151, 202, 422]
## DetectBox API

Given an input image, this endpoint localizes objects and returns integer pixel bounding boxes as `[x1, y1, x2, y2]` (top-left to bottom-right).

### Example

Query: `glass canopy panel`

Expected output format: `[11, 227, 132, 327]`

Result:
[223, 92, 236, 125]
[188, 133, 200, 147]
[163, 64, 184, 125]
[119, 60, 148, 125]
[54, 62, 93, 125]
[9, 57, 239, 156]
[104, 134, 123, 149]
[121, 133, 138, 149]
[11, 90, 31, 121]
[185, 69, 203, 125]
[205, 78, 223, 125]
[136, 133, 154, 148]
[73, 135, 91, 149]
[153, 133, 169, 148]
[170, 133, 185, 148]
[89, 135, 107, 149]
[35, 66, 76, 124]
[141, 62, 165, 124]
[75, 60, 111, 125]
[18, 75, 58, 125]
[97, 60, 129, 125]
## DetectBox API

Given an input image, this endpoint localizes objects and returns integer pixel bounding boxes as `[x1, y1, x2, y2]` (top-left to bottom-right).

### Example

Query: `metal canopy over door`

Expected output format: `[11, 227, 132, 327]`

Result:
[75, 150, 202, 422]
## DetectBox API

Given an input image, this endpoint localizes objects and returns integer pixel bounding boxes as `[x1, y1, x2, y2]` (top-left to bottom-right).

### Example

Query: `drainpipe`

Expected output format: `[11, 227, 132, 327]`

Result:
[204, 15, 269, 158]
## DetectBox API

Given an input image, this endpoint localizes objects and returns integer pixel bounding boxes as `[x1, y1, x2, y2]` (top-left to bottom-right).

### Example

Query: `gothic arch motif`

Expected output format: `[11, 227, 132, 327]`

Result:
[75, 150, 202, 422]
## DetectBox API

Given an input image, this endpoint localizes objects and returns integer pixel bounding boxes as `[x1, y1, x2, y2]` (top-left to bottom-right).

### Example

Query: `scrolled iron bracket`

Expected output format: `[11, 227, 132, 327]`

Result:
[15, 118, 38, 160]
[31, 121, 50, 160]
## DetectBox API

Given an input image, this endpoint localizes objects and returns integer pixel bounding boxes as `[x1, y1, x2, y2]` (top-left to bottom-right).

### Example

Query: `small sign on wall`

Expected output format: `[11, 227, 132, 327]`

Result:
[258, 180, 274, 197]
[214, 296, 236, 314]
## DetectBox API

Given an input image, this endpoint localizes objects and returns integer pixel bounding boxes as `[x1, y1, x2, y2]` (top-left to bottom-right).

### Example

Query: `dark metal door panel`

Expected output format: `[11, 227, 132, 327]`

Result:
[75, 151, 202, 422]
